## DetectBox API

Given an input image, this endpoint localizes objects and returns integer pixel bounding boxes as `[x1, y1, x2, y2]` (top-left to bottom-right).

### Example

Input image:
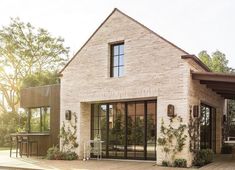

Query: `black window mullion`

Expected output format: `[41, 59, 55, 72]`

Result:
[40, 108, 42, 132]
[124, 103, 127, 158]
[144, 101, 147, 160]
[106, 104, 109, 157]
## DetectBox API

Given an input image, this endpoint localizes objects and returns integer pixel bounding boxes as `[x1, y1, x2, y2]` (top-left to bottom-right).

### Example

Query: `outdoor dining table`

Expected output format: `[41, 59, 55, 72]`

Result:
[10, 132, 50, 157]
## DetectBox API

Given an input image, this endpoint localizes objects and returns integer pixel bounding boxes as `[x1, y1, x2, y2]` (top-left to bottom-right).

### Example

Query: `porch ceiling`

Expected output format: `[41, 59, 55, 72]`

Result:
[192, 72, 235, 99]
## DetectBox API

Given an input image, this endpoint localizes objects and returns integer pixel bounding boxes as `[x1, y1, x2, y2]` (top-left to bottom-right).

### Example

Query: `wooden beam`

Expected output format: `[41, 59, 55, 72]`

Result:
[201, 80, 235, 86]
[208, 85, 235, 92]
[216, 91, 235, 95]
[192, 72, 235, 83]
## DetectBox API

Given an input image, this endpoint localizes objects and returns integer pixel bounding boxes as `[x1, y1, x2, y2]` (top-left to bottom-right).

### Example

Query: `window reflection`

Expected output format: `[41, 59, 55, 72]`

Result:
[91, 100, 157, 160]
[29, 107, 50, 132]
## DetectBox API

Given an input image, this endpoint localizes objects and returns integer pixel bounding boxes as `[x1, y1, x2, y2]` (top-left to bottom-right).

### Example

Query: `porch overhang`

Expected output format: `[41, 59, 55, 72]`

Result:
[192, 72, 235, 99]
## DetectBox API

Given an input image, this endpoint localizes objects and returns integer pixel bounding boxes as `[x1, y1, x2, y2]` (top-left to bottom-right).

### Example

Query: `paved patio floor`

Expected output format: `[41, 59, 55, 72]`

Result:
[1, 150, 235, 170]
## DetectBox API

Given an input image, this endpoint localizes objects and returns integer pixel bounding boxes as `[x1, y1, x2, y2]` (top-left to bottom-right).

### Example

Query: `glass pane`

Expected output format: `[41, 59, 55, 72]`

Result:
[113, 45, 119, 56]
[30, 108, 41, 132]
[93, 104, 99, 117]
[147, 101, 156, 115]
[100, 104, 107, 117]
[136, 103, 144, 116]
[113, 56, 118, 67]
[127, 103, 135, 158]
[108, 104, 116, 157]
[113, 67, 118, 77]
[93, 116, 99, 130]
[147, 114, 156, 143]
[127, 115, 135, 158]
[119, 55, 124, 66]
[118, 66, 124, 77]
[147, 144, 155, 159]
[119, 44, 124, 55]
[42, 107, 50, 132]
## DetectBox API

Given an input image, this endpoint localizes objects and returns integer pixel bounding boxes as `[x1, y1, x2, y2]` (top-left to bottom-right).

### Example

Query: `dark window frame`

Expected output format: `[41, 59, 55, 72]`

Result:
[200, 103, 216, 152]
[110, 43, 124, 77]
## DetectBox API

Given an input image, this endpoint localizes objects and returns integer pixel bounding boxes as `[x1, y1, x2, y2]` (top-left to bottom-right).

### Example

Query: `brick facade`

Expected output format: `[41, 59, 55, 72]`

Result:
[60, 9, 224, 166]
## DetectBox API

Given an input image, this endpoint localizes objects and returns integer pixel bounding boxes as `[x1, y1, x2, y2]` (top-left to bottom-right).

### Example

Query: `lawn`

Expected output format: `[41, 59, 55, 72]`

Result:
[0, 147, 9, 151]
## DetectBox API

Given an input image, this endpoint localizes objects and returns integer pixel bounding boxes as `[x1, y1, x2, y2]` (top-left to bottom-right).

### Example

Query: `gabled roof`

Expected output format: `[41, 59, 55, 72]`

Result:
[182, 54, 211, 72]
[59, 8, 209, 74]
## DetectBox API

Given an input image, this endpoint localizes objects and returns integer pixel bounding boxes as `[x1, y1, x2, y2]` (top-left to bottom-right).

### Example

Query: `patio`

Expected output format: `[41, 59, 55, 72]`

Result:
[1, 150, 235, 170]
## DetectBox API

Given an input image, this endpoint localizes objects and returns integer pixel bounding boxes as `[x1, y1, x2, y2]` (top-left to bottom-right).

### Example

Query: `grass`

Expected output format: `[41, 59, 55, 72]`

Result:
[0, 147, 10, 151]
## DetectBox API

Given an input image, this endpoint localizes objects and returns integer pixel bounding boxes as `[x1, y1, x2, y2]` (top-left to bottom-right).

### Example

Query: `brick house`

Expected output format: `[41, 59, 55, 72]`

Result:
[59, 8, 235, 166]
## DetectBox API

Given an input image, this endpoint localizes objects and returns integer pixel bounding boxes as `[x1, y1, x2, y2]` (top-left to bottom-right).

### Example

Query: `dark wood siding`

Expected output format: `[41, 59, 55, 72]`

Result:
[20, 84, 60, 155]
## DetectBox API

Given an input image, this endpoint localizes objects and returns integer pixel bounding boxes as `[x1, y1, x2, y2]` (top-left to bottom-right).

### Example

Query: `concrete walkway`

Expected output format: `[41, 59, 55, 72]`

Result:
[0, 150, 195, 170]
[1, 150, 235, 170]
[0, 150, 43, 170]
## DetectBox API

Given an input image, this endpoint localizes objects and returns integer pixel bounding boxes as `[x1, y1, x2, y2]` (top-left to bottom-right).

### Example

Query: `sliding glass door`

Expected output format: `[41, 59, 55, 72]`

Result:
[91, 100, 157, 160]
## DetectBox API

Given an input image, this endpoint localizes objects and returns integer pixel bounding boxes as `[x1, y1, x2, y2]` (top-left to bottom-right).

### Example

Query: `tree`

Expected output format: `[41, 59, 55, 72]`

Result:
[22, 71, 60, 88]
[0, 17, 69, 114]
[0, 18, 69, 146]
[198, 50, 232, 73]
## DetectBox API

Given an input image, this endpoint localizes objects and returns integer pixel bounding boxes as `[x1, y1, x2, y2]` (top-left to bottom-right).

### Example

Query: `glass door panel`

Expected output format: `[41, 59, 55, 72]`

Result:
[135, 103, 145, 159]
[127, 103, 135, 159]
[146, 101, 156, 160]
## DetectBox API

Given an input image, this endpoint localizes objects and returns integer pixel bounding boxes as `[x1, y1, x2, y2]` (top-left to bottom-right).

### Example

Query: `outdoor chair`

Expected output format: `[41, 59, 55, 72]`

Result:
[20, 136, 38, 157]
[85, 139, 103, 160]
[9, 136, 22, 157]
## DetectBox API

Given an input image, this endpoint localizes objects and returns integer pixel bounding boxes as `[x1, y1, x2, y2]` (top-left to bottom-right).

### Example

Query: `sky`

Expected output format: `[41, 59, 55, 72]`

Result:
[0, 0, 235, 68]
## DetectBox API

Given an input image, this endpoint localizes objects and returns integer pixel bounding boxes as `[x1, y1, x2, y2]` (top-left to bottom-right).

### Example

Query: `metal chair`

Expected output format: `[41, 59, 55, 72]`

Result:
[85, 139, 103, 160]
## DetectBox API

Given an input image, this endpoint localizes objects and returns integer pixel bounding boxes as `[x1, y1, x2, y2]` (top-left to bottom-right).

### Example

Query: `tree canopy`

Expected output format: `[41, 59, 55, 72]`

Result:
[0, 18, 69, 146]
[198, 50, 233, 73]
[0, 17, 69, 113]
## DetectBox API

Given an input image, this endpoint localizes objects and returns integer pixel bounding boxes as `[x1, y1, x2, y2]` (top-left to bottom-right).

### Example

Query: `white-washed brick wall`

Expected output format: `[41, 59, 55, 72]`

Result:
[60, 9, 223, 166]
[187, 60, 225, 155]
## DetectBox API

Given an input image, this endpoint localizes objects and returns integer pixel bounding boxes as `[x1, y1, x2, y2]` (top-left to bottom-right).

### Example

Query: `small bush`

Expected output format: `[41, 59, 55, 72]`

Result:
[221, 145, 233, 154]
[174, 159, 187, 167]
[63, 151, 78, 160]
[194, 149, 214, 167]
[46, 146, 78, 160]
[162, 160, 170, 167]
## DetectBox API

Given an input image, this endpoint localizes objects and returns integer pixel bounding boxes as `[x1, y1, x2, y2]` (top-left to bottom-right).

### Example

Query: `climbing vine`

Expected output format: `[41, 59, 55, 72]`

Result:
[188, 106, 201, 153]
[157, 116, 187, 164]
[60, 112, 79, 151]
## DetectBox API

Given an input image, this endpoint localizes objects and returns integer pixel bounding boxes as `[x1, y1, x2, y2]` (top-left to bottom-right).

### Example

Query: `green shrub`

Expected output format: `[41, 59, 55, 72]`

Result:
[221, 145, 233, 154]
[46, 146, 78, 160]
[162, 160, 170, 167]
[63, 151, 78, 160]
[194, 149, 214, 167]
[174, 159, 187, 167]
[46, 146, 61, 160]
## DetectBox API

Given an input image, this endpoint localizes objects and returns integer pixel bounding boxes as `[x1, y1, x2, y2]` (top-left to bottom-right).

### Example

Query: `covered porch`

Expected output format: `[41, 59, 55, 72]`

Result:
[192, 71, 235, 151]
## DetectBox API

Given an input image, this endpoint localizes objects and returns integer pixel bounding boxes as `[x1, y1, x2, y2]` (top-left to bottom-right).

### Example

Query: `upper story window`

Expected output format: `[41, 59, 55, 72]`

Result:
[110, 43, 124, 77]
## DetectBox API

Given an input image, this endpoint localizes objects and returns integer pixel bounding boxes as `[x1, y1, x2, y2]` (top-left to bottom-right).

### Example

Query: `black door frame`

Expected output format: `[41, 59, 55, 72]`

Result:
[90, 100, 157, 160]
[200, 103, 216, 152]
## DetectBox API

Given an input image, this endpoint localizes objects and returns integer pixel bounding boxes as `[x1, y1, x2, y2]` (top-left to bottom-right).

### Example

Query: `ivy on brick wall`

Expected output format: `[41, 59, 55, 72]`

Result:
[60, 112, 79, 151]
[157, 116, 187, 165]
[188, 106, 201, 153]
